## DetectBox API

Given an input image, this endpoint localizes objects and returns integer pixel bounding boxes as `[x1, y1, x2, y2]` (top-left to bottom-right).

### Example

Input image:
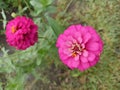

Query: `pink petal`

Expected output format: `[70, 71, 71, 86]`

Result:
[56, 34, 66, 47]
[75, 25, 88, 35]
[78, 64, 84, 71]
[98, 40, 104, 51]
[74, 55, 80, 61]
[83, 50, 89, 57]
[81, 43, 85, 49]
[65, 41, 72, 47]
[56, 24, 103, 71]
[74, 31, 82, 43]
[89, 60, 97, 66]
[83, 33, 91, 43]
[89, 56, 99, 66]
[64, 25, 76, 35]
[86, 42, 99, 51]
[77, 37, 82, 43]
[87, 26, 100, 41]
[67, 58, 79, 69]
[88, 53, 96, 61]
[59, 53, 69, 61]
[74, 24, 82, 32]
[80, 55, 88, 63]
[86, 26, 97, 34]
[59, 49, 70, 60]
[56, 38, 64, 47]
[81, 62, 90, 70]
[63, 48, 72, 56]
[67, 36, 77, 44]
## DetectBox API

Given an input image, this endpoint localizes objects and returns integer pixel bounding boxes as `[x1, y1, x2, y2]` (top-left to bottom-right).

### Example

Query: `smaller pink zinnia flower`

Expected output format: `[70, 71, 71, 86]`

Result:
[5, 16, 38, 50]
[56, 24, 103, 71]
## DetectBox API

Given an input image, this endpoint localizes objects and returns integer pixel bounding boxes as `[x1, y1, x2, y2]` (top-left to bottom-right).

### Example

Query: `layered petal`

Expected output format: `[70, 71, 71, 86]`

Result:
[86, 42, 100, 51]
[56, 24, 103, 71]
[5, 16, 38, 50]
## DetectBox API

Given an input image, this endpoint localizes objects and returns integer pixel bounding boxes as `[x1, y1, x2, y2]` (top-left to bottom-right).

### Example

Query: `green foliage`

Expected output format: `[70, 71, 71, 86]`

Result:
[6, 71, 26, 90]
[0, 0, 59, 89]
[30, 0, 56, 16]
[1, 9, 7, 30]
[46, 16, 65, 37]
[0, 0, 30, 9]
[0, 0, 8, 9]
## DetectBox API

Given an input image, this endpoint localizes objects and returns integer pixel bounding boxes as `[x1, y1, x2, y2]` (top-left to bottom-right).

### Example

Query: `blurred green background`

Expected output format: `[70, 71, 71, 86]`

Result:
[0, 0, 120, 90]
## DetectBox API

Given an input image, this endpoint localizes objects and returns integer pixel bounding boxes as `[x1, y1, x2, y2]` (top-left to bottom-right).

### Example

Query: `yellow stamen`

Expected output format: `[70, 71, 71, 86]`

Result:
[11, 26, 17, 33]
[72, 52, 77, 57]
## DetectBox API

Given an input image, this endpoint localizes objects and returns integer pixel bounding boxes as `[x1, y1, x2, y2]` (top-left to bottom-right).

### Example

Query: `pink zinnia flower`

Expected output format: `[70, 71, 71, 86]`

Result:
[5, 16, 38, 50]
[56, 24, 103, 71]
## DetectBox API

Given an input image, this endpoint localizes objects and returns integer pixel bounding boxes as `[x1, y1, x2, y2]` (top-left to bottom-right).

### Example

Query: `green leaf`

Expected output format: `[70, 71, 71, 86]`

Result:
[1, 47, 9, 57]
[71, 69, 81, 77]
[0, 58, 15, 73]
[1, 9, 7, 29]
[0, 48, 15, 73]
[18, 7, 28, 15]
[0, 0, 8, 9]
[30, 0, 43, 9]
[36, 58, 42, 66]
[38, 25, 55, 48]
[6, 70, 26, 90]
[46, 6, 56, 14]
[46, 16, 65, 37]
[40, 0, 54, 6]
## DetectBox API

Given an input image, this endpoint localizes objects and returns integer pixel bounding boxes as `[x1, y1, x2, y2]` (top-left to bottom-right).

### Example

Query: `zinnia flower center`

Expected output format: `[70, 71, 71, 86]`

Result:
[11, 26, 17, 33]
[71, 43, 84, 57]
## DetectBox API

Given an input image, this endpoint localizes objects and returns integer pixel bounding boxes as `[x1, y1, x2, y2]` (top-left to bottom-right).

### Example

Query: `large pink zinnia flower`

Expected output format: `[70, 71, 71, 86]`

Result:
[56, 24, 103, 71]
[5, 16, 38, 50]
